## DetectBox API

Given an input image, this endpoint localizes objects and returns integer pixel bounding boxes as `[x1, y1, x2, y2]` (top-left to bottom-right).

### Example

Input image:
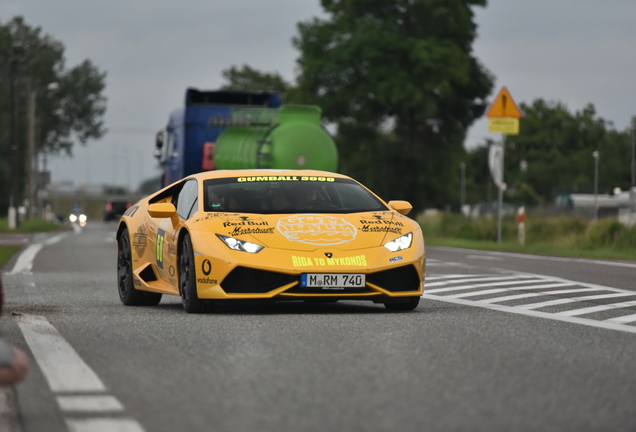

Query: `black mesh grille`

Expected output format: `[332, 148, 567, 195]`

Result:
[366, 265, 421, 292]
[221, 267, 298, 293]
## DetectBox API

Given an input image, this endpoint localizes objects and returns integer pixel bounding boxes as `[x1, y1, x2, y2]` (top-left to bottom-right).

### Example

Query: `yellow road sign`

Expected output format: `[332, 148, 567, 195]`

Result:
[488, 118, 519, 135]
[487, 87, 522, 119]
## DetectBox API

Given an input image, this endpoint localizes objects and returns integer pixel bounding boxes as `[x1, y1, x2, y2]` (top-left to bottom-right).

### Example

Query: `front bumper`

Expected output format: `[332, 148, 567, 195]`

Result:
[193, 246, 425, 300]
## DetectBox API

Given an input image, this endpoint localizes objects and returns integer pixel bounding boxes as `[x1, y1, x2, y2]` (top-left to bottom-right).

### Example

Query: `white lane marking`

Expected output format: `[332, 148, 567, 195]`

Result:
[426, 278, 556, 294]
[57, 395, 124, 412]
[605, 314, 636, 324]
[43, 233, 66, 246]
[480, 287, 600, 304]
[424, 259, 469, 267]
[467, 254, 503, 261]
[447, 283, 580, 300]
[66, 418, 145, 432]
[559, 300, 636, 317]
[518, 292, 635, 310]
[433, 246, 636, 269]
[452, 288, 508, 298]
[424, 274, 485, 282]
[479, 292, 546, 303]
[421, 294, 636, 335]
[16, 315, 106, 392]
[426, 275, 532, 287]
[0, 387, 21, 432]
[5, 233, 67, 274]
[0, 388, 13, 415]
[6, 243, 43, 275]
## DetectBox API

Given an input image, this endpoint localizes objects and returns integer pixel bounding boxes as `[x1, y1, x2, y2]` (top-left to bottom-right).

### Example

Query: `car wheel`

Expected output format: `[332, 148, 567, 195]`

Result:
[117, 228, 162, 306]
[384, 296, 420, 311]
[179, 233, 215, 314]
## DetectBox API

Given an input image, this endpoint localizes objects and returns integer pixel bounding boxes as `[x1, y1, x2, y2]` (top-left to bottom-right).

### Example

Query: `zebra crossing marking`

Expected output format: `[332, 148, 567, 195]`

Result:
[423, 272, 636, 334]
[559, 299, 636, 317]
[518, 292, 635, 310]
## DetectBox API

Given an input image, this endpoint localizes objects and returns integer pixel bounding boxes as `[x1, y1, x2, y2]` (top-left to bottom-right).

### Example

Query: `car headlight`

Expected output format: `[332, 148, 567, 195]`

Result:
[384, 232, 413, 252]
[79, 214, 87, 223]
[69, 214, 77, 222]
[216, 234, 264, 253]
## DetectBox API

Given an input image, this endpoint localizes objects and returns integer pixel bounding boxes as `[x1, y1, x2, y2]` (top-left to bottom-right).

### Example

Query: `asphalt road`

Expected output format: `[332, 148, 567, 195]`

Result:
[1, 222, 636, 432]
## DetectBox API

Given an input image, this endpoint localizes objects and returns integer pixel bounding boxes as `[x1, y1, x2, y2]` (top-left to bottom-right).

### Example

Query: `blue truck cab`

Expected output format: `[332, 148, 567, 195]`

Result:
[155, 88, 281, 187]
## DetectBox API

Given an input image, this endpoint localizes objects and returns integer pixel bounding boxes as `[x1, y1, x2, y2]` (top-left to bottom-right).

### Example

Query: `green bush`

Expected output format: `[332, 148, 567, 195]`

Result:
[584, 219, 636, 249]
[0, 218, 61, 233]
[418, 211, 636, 252]
[526, 215, 587, 245]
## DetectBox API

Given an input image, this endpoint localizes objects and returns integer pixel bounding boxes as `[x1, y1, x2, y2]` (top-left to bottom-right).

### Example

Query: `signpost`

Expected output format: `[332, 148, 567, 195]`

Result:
[486, 87, 522, 243]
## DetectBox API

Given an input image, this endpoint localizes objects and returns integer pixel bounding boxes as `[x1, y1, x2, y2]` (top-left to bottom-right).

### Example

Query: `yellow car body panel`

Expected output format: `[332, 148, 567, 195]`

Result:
[118, 169, 425, 304]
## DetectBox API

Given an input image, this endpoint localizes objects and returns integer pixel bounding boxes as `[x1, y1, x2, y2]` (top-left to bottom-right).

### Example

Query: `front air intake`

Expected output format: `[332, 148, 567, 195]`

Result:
[221, 267, 298, 293]
[366, 265, 421, 292]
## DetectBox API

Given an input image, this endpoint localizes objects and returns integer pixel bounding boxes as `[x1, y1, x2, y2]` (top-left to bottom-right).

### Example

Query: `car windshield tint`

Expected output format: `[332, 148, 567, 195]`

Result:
[203, 176, 386, 214]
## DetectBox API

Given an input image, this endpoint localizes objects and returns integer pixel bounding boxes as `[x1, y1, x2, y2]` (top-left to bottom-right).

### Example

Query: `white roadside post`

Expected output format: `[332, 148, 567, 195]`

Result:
[486, 87, 522, 243]
[8, 206, 17, 230]
[517, 206, 526, 246]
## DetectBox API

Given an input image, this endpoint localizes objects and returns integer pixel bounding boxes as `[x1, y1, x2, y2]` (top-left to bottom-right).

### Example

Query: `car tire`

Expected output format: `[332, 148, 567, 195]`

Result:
[117, 228, 162, 306]
[179, 233, 216, 314]
[384, 296, 420, 311]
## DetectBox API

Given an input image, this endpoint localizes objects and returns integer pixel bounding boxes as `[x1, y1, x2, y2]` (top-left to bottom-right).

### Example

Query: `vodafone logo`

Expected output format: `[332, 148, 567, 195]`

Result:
[276, 215, 357, 246]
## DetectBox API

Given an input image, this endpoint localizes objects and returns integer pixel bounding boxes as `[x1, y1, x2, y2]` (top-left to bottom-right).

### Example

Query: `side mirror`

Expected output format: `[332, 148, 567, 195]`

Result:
[154, 131, 165, 161]
[155, 131, 164, 149]
[387, 200, 412, 216]
[148, 203, 179, 226]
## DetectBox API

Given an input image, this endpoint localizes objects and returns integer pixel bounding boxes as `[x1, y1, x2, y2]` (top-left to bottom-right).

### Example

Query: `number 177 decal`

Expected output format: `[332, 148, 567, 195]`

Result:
[156, 228, 165, 270]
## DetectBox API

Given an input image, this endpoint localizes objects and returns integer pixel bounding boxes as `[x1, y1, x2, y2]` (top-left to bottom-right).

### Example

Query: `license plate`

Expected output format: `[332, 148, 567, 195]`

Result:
[300, 273, 366, 289]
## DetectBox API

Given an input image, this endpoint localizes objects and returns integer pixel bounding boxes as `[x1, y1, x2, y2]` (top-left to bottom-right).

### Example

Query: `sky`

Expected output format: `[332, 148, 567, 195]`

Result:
[1, 0, 635, 192]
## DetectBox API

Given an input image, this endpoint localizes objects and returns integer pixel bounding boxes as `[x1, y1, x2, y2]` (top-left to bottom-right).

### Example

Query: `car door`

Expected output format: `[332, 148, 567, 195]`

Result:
[155, 179, 199, 286]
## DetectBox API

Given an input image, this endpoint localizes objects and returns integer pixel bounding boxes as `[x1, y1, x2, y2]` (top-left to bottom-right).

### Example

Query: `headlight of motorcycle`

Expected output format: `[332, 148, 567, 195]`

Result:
[383, 232, 413, 252]
[216, 234, 264, 253]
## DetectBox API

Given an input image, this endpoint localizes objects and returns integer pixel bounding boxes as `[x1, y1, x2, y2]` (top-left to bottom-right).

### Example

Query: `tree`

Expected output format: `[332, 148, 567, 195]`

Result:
[0, 16, 107, 213]
[137, 175, 162, 195]
[221, 64, 291, 94]
[466, 99, 633, 206]
[292, 0, 494, 211]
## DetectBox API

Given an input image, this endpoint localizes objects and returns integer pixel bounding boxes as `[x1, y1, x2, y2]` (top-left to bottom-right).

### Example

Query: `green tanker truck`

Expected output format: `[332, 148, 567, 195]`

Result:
[154, 89, 338, 186]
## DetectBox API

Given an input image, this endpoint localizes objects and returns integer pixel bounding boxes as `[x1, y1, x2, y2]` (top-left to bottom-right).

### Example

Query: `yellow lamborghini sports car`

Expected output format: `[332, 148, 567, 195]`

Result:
[116, 170, 425, 313]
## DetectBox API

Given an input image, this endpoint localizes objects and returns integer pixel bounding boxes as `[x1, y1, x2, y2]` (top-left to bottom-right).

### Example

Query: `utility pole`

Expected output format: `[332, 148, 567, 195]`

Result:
[592, 150, 599, 220]
[8, 45, 24, 229]
[26, 77, 36, 220]
[460, 162, 466, 215]
[631, 117, 636, 214]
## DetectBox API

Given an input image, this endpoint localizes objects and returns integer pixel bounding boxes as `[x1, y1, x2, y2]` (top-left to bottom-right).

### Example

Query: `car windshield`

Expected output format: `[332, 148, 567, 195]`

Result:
[203, 175, 387, 214]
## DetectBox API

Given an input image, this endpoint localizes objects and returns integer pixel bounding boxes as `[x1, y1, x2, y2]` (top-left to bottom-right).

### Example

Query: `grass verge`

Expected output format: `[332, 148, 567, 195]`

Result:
[419, 212, 636, 262]
[0, 246, 21, 269]
[0, 218, 61, 233]
[425, 237, 636, 261]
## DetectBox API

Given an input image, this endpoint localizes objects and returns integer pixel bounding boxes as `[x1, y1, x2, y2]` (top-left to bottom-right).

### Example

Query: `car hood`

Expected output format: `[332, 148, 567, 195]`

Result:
[189, 211, 409, 251]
